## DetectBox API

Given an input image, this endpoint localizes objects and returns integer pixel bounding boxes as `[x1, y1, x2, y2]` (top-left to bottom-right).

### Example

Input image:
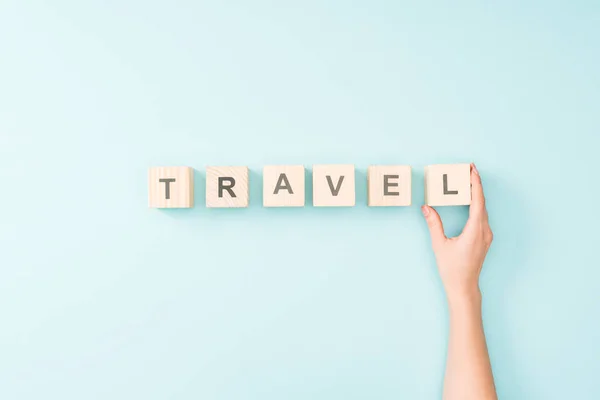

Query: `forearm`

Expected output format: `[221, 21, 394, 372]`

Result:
[443, 289, 497, 400]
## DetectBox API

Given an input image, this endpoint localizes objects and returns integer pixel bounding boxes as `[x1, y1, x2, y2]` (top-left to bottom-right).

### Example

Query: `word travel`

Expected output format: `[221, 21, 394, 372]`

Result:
[148, 164, 472, 209]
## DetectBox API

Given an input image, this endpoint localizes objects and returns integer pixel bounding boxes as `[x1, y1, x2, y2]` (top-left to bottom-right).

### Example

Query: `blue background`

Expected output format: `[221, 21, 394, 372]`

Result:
[1, 1, 598, 399]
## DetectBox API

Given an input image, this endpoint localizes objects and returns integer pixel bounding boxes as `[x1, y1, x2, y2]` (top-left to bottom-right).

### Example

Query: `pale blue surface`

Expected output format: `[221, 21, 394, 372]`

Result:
[1, 1, 599, 399]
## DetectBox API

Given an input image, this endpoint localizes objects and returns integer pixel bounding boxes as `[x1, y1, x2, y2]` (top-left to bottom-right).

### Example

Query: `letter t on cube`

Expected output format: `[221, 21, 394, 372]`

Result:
[148, 166, 194, 208]
[424, 164, 471, 206]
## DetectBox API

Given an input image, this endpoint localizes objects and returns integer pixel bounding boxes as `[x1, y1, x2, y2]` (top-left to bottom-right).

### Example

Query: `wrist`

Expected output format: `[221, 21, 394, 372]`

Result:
[446, 286, 482, 312]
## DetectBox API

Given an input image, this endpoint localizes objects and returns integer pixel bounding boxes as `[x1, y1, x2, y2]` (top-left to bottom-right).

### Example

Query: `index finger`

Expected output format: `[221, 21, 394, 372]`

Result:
[469, 163, 487, 220]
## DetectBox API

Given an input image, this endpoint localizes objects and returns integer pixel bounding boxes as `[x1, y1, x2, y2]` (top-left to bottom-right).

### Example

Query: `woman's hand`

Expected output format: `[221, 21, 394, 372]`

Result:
[421, 163, 493, 303]
[422, 163, 497, 400]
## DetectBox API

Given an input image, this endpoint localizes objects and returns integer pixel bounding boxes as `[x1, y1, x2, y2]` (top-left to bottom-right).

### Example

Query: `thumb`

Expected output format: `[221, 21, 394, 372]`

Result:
[421, 205, 446, 247]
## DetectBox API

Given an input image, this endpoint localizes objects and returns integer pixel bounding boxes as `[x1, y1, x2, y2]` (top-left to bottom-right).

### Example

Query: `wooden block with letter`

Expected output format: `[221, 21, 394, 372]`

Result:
[206, 166, 249, 208]
[424, 164, 471, 206]
[263, 165, 305, 207]
[148, 166, 194, 208]
[312, 164, 355, 207]
[368, 165, 412, 206]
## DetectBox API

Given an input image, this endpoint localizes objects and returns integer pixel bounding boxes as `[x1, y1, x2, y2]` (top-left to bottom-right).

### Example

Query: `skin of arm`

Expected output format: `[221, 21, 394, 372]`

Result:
[421, 163, 497, 400]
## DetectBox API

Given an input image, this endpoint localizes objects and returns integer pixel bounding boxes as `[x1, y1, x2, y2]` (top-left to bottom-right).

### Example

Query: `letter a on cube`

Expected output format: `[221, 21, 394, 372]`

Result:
[312, 164, 355, 207]
[148, 166, 194, 208]
[206, 166, 249, 208]
[368, 165, 412, 206]
[263, 165, 305, 207]
[424, 164, 471, 206]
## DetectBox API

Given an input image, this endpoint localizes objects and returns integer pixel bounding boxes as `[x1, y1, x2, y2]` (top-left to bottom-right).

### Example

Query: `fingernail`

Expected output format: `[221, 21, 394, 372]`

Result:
[421, 205, 430, 217]
[472, 163, 479, 175]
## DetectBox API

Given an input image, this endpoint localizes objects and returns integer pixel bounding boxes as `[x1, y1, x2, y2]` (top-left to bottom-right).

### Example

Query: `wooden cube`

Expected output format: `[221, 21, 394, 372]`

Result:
[312, 164, 355, 207]
[263, 165, 305, 207]
[424, 164, 471, 206]
[148, 166, 194, 208]
[368, 165, 412, 206]
[206, 166, 249, 208]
